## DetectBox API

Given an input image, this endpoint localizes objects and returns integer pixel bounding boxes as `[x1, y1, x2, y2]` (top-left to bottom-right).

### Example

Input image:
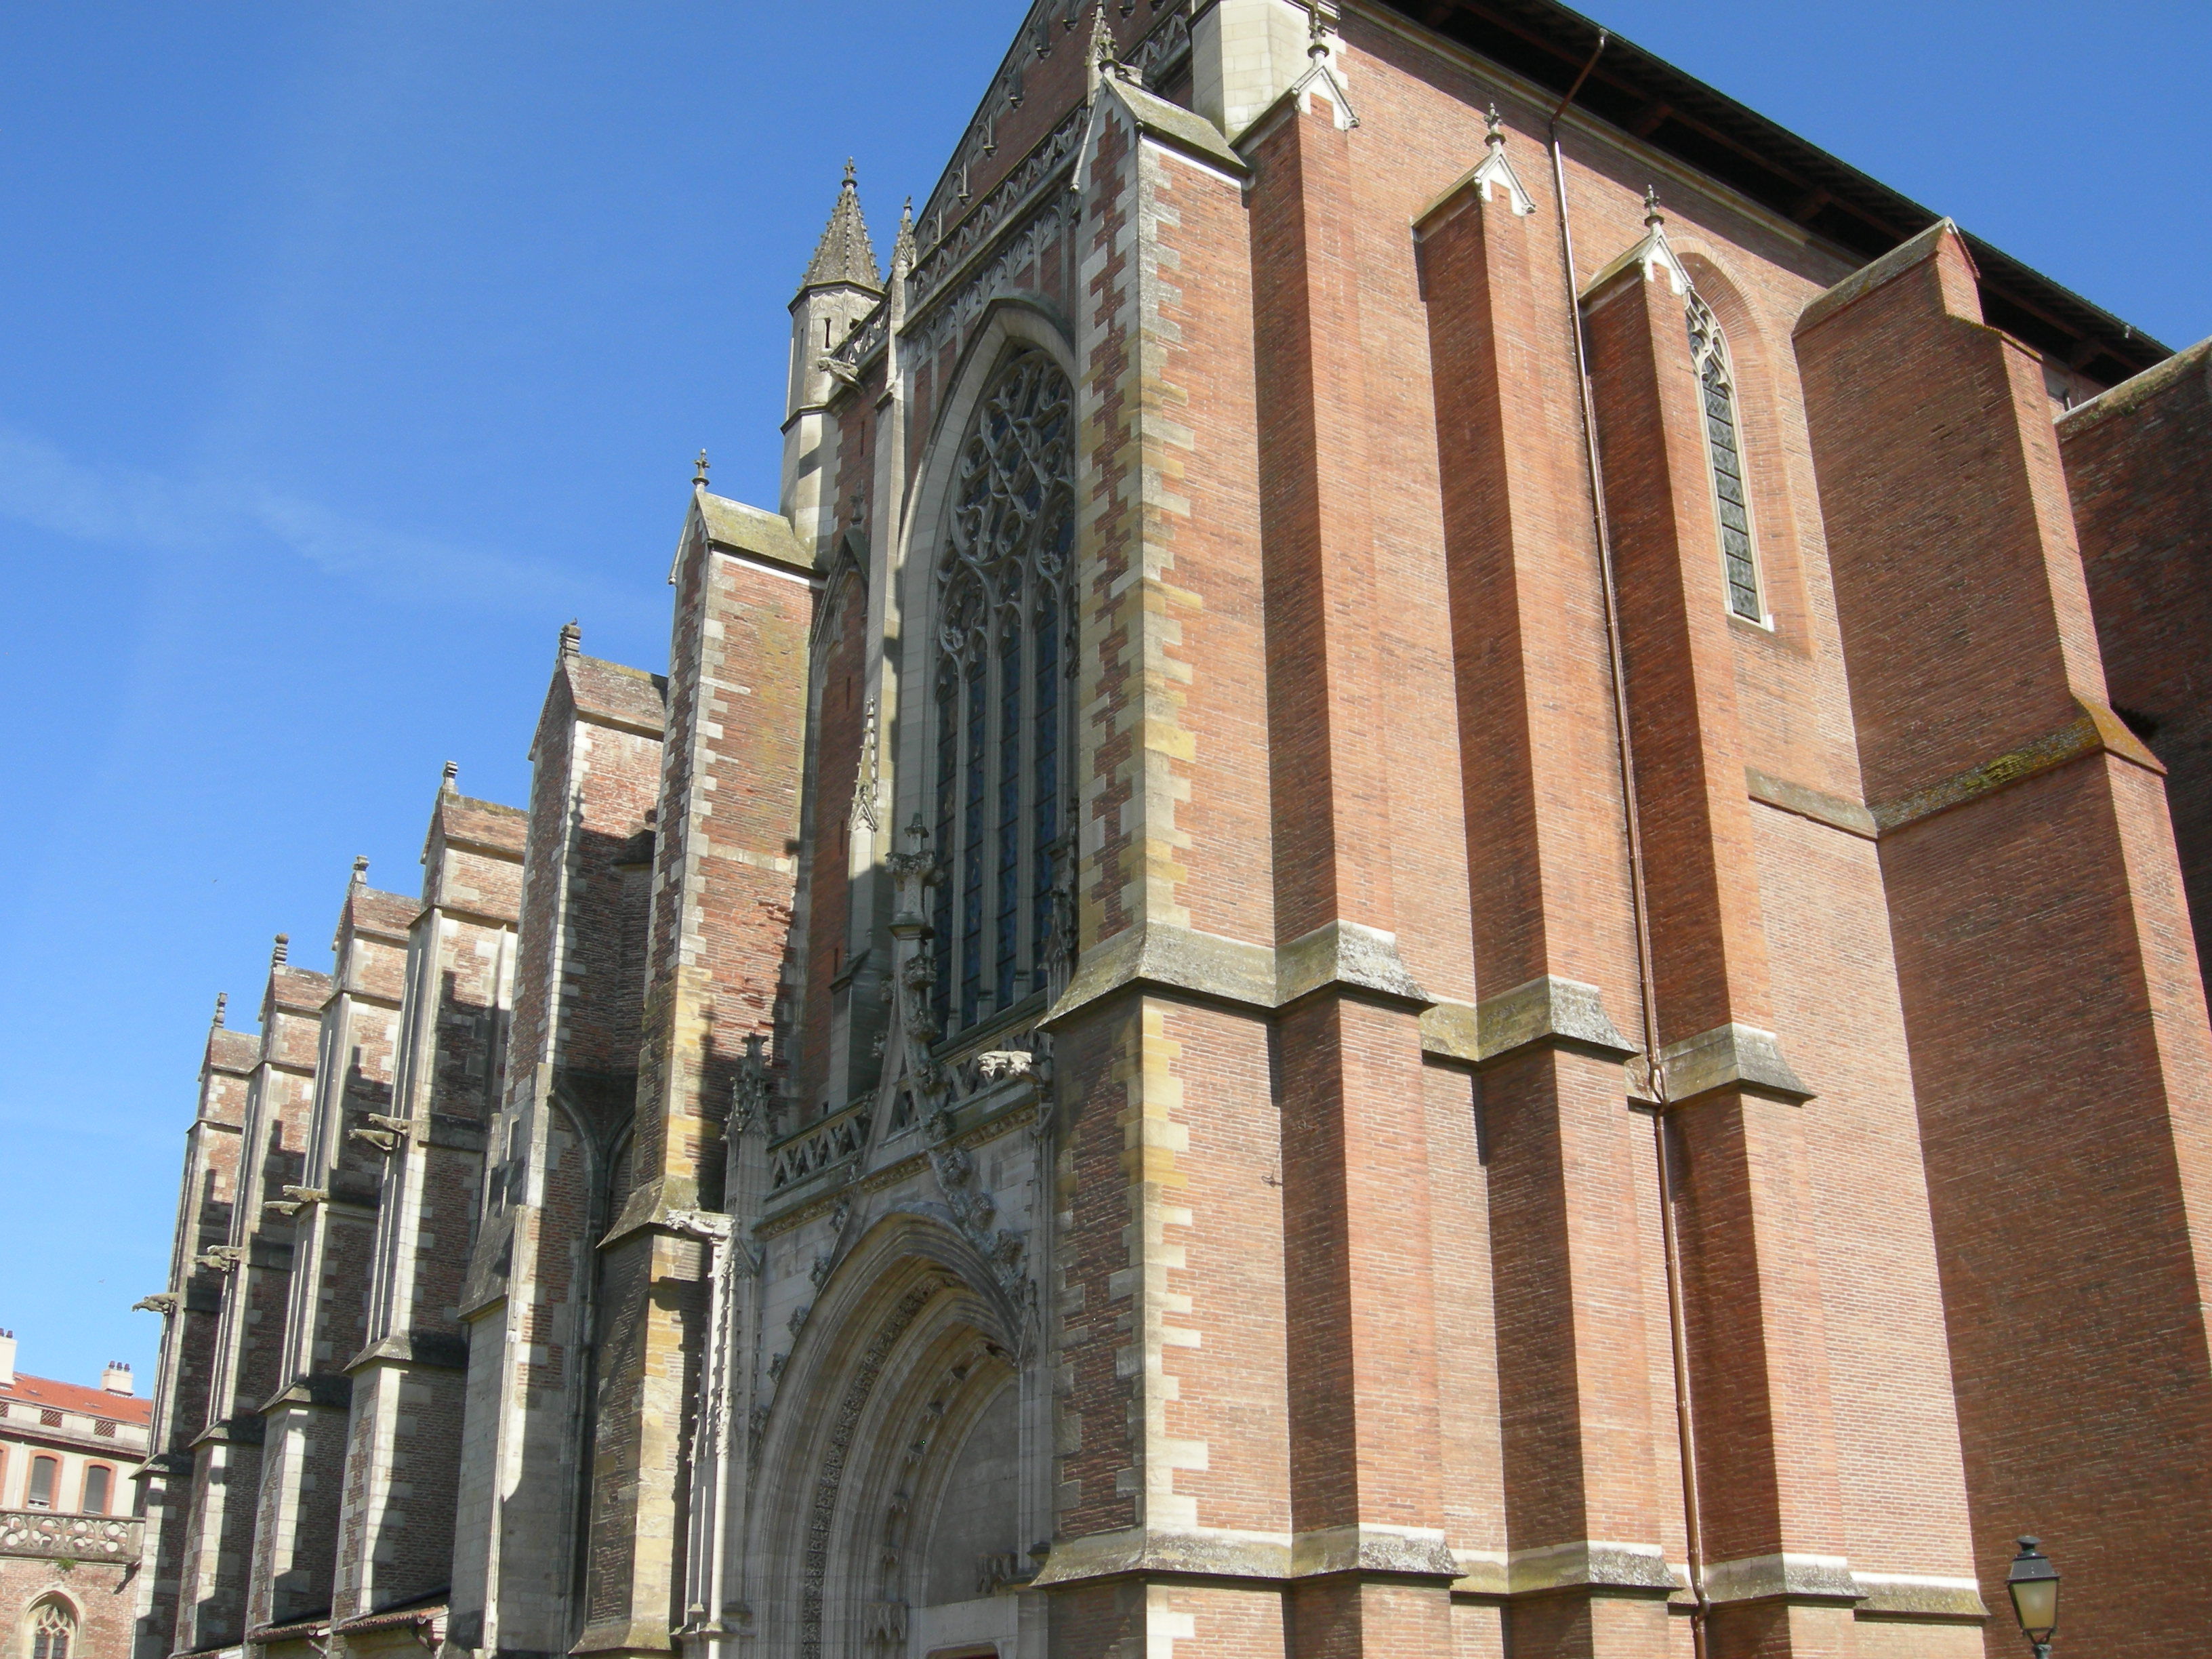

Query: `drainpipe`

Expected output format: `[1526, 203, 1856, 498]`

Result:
[1545, 30, 1712, 1658]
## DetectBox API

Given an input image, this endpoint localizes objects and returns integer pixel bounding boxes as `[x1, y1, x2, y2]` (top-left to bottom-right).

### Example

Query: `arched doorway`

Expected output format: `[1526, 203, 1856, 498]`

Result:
[747, 1218, 1037, 1659]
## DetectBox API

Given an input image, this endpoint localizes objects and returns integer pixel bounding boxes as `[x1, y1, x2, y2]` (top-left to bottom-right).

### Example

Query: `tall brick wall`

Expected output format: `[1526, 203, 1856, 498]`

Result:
[2060, 339, 2212, 982]
[127, 9, 2212, 1659]
[576, 495, 808, 1659]
[331, 784, 525, 1630]
[450, 642, 663, 1659]
[1796, 221, 2212, 1657]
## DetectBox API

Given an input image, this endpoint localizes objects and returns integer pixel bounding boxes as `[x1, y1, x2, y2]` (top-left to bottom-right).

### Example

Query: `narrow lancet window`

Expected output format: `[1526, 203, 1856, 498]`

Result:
[1686, 290, 1763, 622]
[929, 347, 1076, 1039]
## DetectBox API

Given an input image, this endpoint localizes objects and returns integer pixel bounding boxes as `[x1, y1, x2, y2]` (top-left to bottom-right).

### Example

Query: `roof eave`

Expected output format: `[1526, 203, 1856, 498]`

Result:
[1379, 0, 2171, 384]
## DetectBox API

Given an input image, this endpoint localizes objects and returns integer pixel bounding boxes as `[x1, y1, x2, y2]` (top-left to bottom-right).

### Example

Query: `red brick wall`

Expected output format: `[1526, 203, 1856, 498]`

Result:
[1797, 223, 2212, 1656]
[2062, 340, 2212, 983]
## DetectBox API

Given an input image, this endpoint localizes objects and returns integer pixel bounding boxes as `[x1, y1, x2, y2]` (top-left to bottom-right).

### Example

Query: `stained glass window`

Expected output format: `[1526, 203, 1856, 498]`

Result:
[930, 348, 1076, 1038]
[1685, 290, 1763, 622]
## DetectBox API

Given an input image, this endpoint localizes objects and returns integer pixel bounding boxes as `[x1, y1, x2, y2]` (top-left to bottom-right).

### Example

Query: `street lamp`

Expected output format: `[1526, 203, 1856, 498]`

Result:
[2005, 1536, 2060, 1656]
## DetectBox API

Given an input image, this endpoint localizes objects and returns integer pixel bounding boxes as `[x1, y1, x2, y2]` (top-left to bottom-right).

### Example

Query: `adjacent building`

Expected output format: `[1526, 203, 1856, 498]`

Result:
[131, 3, 2212, 1658]
[1, 1333, 151, 1659]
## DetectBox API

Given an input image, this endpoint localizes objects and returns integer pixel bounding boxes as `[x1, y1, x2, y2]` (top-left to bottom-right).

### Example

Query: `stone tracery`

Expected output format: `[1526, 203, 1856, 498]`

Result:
[930, 347, 1078, 1038]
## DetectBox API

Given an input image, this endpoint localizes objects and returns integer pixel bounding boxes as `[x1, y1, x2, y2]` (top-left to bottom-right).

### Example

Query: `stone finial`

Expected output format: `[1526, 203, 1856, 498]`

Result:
[352, 855, 369, 884]
[1088, 1, 1115, 73]
[799, 163, 882, 294]
[272, 933, 289, 968]
[559, 619, 581, 659]
[442, 759, 459, 792]
[1644, 184, 1664, 230]
[1486, 103, 1506, 150]
[693, 449, 710, 488]
[212, 991, 228, 1029]
[1307, 0, 1330, 58]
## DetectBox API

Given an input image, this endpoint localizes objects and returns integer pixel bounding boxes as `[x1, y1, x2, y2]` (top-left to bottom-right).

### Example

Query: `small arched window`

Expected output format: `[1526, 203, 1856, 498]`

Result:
[930, 347, 1077, 1038]
[81, 1465, 112, 1515]
[1685, 289, 1764, 623]
[26, 1456, 58, 1510]
[27, 1599, 74, 1659]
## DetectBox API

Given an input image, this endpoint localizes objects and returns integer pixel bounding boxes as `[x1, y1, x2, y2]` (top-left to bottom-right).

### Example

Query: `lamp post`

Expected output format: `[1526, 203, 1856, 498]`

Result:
[2005, 1536, 2060, 1657]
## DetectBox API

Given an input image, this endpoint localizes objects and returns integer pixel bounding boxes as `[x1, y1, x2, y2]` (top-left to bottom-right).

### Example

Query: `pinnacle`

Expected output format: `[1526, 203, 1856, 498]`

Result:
[890, 197, 917, 279]
[800, 160, 883, 295]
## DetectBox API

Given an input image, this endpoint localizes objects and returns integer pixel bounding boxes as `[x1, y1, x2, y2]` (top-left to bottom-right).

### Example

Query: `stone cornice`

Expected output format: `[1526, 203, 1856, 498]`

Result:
[1870, 697, 2163, 836]
[1656, 1021, 1813, 1106]
[1042, 918, 1433, 1029]
[1419, 975, 1637, 1067]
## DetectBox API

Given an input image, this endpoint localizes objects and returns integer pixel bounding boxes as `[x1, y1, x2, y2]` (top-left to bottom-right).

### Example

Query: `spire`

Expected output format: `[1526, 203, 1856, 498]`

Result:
[799, 161, 882, 295]
[891, 198, 917, 282]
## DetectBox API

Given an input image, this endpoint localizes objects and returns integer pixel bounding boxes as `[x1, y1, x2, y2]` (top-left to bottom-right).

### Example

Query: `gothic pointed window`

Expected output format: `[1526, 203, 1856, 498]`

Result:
[930, 348, 1076, 1038]
[1685, 290, 1764, 623]
[28, 1599, 74, 1659]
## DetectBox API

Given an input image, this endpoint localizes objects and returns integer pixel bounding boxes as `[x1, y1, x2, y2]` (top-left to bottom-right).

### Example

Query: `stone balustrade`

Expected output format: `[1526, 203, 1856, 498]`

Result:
[0, 1509, 143, 1561]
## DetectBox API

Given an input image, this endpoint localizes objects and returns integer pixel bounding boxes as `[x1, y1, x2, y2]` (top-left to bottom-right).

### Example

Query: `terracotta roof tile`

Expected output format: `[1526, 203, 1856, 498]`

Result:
[0, 1373, 152, 1425]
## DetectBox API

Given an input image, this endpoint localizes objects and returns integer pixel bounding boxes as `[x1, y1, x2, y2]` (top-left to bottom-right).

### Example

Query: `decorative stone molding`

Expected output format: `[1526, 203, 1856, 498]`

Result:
[1504, 1538, 1681, 1597]
[1288, 1523, 1458, 1580]
[1849, 1571, 1989, 1621]
[1032, 1521, 1476, 1589]
[1746, 767, 1879, 840]
[1656, 1022, 1812, 1105]
[1420, 975, 1636, 1067]
[1273, 920, 1429, 1007]
[1870, 696, 2164, 836]
[1701, 1551, 1863, 1606]
[1414, 107, 1539, 237]
[1583, 196, 1692, 303]
[1045, 917, 1435, 1027]
[767, 1105, 873, 1194]
[907, 0, 1192, 269]
[1045, 920, 1276, 1021]
[904, 199, 1071, 367]
[0, 1511, 142, 1560]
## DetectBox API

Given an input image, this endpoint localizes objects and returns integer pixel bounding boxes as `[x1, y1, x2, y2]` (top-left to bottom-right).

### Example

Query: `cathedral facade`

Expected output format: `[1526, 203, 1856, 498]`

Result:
[130, 4, 2212, 1658]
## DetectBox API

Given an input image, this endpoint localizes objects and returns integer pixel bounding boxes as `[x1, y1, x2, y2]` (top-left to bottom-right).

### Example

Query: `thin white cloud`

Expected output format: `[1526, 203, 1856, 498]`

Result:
[0, 419, 645, 620]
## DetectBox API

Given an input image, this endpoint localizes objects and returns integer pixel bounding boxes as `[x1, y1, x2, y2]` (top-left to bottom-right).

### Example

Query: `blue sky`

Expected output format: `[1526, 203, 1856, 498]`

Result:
[1, 0, 2203, 1393]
